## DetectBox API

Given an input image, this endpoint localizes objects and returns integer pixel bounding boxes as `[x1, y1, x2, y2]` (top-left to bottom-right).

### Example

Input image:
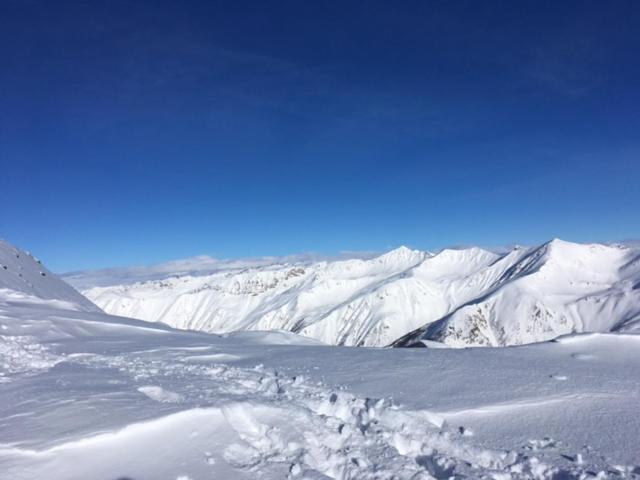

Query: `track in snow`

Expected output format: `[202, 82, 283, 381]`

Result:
[7, 343, 634, 480]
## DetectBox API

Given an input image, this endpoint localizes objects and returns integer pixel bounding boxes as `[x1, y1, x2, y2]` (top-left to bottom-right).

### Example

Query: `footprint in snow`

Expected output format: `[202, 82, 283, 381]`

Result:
[204, 451, 216, 465]
[526, 437, 557, 451]
[137, 385, 184, 403]
[223, 443, 261, 468]
[571, 353, 596, 361]
[560, 453, 584, 464]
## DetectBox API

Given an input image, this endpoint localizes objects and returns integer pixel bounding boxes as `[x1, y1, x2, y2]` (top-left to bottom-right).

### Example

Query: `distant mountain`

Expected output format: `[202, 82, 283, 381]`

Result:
[74, 240, 640, 347]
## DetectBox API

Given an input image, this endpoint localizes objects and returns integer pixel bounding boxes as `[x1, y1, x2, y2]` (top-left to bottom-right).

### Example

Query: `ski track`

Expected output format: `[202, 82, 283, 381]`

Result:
[60, 348, 639, 480]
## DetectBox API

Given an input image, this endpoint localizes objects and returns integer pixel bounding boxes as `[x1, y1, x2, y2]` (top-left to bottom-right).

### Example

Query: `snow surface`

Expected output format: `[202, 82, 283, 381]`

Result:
[75, 240, 640, 347]
[2, 239, 640, 479]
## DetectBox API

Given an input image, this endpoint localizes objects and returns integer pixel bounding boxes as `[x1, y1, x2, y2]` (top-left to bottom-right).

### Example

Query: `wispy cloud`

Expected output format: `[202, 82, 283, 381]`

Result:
[62, 250, 381, 289]
[522, 24, 604, 97]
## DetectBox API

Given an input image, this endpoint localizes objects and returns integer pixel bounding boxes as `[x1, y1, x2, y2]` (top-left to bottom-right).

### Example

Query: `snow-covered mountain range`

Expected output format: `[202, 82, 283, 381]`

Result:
[71, 239, 640, 347]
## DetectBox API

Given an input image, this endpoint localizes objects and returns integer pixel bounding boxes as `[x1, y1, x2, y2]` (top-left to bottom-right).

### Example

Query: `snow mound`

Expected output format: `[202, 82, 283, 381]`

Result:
[138, 385, 184, 403]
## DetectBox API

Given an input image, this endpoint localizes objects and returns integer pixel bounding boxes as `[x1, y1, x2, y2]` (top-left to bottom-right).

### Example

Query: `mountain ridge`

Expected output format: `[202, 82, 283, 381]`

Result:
[74, 239, 640, 347]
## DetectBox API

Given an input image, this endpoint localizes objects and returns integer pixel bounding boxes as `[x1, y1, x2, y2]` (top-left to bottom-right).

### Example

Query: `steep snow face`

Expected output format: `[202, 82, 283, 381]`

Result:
[0, 240, 99, 312]
[400, 240, 640, 347]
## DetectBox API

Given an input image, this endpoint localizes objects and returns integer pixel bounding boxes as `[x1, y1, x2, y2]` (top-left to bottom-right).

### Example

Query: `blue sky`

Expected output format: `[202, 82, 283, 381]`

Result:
[1, 1, 639, 272]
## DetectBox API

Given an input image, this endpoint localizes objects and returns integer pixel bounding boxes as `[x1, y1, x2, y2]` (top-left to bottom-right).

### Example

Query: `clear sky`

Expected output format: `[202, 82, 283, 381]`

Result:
[1, 1, 639, 272]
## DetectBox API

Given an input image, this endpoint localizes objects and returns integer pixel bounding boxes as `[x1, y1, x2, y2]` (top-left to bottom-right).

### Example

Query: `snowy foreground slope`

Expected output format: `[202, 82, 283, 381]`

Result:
[2, 240, 640, 479]
[75, 240, 640, 347]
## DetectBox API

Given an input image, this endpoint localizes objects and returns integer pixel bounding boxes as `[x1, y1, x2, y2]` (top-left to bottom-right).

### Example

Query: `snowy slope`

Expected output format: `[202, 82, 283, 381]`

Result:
[2, 239, 640, 479]
[0, 239, 99, 312]
[77, 240, 640, 347]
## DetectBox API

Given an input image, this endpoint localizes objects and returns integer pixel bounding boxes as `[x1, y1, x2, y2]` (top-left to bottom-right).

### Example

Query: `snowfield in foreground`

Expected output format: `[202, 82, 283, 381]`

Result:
[1, 240, 640, 479]
[74, 239, 640, 348]
[3, 292, 640, 480]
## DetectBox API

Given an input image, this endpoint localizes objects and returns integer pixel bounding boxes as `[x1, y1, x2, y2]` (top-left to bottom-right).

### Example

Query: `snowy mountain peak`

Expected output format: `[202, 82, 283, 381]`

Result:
[433, 246, 496, 261]
[542, 238, 609, 256]
[375, 245, 426, 265]
[535, 238, 629, 276]
[412, 246, 500, 280]
[546, 237, 571, 247]
[542, 237, 585, 257]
